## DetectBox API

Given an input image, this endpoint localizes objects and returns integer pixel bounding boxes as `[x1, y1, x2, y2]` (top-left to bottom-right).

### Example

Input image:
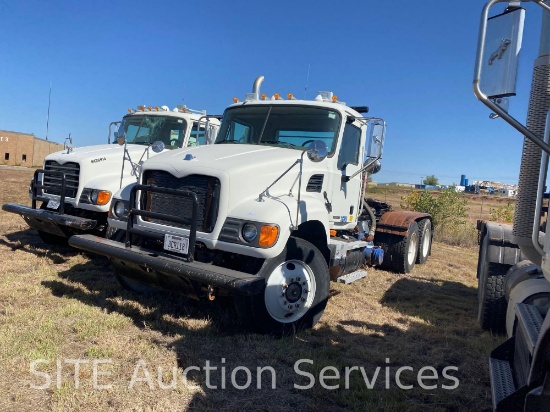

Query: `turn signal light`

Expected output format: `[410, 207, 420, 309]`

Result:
[259, 225, 279, 247]
[96, 191, 111, 206]
[330, 229, 337, 237]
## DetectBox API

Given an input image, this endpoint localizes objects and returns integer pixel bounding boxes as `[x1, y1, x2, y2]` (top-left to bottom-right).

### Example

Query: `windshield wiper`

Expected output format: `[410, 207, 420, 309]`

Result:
[217, 139, 241, 144]
[260, 140, 296, 149]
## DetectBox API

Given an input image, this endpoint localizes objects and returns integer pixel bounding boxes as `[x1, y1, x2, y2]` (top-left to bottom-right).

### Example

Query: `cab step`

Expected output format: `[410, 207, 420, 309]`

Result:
[489, 303, 544, 411]
[337, 270, 367, 284]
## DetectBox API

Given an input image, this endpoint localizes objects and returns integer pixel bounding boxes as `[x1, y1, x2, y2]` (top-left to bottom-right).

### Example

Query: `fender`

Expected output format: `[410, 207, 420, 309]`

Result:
[477, 220, 524, 266]
[375, 210, 431, 236]
[506, 276, 550, 337]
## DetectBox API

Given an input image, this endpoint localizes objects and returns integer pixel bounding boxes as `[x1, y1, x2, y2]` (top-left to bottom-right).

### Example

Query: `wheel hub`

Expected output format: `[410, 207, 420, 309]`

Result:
[264, 260, 316, 323]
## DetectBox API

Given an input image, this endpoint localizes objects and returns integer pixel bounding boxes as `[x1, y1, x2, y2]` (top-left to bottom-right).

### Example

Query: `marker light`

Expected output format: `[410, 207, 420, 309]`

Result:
[147, 106, 153, 111]
[287, 93, 294, 100]
[138, 105, 145, 111]
[261, 94, 267, 100]
[259, 225, 279, 247]
[155, 106, 160, 111]
[332, 95, 338, 102]
[233, 97, 239, 103]
[127, 108, 134, 113]
[273, 93, 280, 100]
[91, 190, 111, 206]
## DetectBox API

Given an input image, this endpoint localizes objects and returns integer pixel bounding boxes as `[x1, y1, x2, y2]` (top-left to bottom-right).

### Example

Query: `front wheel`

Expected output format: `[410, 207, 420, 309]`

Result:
[235, 237, 330, 335]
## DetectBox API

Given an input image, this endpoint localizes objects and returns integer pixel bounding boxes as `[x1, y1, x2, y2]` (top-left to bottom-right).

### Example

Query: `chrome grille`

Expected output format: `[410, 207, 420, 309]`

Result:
[43, 161, 80, 198]
[143, 171, 220, 233]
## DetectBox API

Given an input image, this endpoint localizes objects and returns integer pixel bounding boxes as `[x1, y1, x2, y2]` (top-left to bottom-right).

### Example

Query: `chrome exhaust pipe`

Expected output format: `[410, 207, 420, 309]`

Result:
[253, 76, 265, 100]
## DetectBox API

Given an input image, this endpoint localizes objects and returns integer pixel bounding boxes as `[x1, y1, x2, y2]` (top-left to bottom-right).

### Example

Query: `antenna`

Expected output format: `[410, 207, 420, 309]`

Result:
[46, 82, 52, 141]
[304, 63, 311, 98]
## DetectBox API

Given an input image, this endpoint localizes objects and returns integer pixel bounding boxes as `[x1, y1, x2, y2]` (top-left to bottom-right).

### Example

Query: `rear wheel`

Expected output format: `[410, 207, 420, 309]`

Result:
[416, 219, 432, 264]
[478, 262, 510, 334]
[107, 228, 162, 294]
[391, 221, 419, 274]
[235, 237, 329, 335]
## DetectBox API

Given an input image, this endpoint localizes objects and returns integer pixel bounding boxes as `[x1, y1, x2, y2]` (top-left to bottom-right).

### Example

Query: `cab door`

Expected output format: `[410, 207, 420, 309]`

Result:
[328, 121, 364, 229]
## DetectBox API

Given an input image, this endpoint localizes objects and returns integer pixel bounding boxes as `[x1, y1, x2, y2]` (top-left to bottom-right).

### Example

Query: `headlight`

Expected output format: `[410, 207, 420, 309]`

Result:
[113, 200, 128, 218]
[83, 188, 111, 205]
[242, 223, 258, 242]
[90, 190, 99, 204]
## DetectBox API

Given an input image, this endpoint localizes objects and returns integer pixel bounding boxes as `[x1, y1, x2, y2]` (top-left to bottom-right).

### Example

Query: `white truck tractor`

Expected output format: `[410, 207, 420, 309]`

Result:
[473, 1, 550, 410]
[69, 77, 433, 335]
[2, 105, 220, 244]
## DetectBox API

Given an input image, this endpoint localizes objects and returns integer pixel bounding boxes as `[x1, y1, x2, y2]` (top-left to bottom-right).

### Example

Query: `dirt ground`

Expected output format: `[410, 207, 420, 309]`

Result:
[0, 167, 504, 411]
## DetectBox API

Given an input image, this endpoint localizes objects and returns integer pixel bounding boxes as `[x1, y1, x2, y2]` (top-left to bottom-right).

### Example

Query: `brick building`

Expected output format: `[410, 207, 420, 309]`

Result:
[0, 130, 64, 167]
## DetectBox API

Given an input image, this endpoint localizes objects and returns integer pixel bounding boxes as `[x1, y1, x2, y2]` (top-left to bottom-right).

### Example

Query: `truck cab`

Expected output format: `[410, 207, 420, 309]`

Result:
[2, 105, 219, 244]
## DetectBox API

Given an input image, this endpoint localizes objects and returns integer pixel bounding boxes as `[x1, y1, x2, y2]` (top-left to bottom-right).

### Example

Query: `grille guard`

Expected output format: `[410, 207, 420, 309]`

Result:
[126, 184, 199, 262]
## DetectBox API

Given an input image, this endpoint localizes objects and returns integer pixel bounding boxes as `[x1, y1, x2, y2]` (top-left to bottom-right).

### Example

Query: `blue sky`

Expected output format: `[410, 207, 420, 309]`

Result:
[0, 1, 545, 185]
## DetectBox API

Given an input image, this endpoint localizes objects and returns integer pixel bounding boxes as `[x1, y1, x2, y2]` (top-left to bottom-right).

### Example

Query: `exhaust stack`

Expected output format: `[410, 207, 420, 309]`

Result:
[252, 76, 265, 100]
[512, 10, 550, 265]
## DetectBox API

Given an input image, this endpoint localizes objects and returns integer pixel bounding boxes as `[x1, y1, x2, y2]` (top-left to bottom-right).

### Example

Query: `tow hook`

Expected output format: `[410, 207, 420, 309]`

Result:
[207, 285, 216, 301]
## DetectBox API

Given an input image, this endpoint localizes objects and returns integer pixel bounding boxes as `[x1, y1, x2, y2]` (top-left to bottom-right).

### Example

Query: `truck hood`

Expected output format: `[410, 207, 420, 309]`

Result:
[141, 144, 327, 199]
[143, 144, 314, 176]
[44, 144, 170, 164]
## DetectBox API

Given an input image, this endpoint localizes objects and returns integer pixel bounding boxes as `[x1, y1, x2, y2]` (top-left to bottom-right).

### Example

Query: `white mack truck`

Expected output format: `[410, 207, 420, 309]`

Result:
[2, 105, 219, 244]
[68, 77, 433, 335]
[473, 1, 550, 410]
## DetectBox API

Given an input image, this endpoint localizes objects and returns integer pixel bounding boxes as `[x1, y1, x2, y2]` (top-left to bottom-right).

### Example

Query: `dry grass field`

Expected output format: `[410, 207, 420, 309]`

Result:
[0, 167, 507, 411]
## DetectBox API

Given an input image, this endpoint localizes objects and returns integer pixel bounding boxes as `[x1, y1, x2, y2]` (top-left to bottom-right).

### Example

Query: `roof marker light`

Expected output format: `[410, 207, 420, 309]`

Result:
[332, 95, 338, 102]
[233, 97, 239, 103]
[273, 93, 281, 100]
[147, 106, 153, 111]
[155, 106, 160, 111]
[138, 105, 145, 111]
[261, 94, 267, 100]
[127, 108, 134, 113]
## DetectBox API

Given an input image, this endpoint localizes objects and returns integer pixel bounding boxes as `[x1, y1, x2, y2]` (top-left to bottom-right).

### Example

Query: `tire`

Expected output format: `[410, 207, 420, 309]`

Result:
[478, 262, 510, 334]
[391, 221, 419, 274]
[235, 237, 330, 335]
[416, 219, 432, 264]
[107, 228, 162, 294]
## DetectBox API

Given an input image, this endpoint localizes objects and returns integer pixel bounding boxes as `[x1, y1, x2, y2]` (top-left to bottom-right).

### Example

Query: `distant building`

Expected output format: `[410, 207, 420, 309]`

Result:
[0, 130, 63, 167]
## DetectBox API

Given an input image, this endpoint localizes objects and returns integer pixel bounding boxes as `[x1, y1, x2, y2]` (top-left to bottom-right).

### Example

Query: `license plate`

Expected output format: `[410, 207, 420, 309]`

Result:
[164, 234, 189, 255]
[47, 199, 60, 210]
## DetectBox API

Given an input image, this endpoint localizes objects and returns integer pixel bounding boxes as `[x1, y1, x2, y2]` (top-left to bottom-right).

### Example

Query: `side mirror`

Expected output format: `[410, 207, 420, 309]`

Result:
[480, 7, 525, 99]
[151, 141, 165, 153]
[306, 140, 328, 163]
[366, 122, 385, 160]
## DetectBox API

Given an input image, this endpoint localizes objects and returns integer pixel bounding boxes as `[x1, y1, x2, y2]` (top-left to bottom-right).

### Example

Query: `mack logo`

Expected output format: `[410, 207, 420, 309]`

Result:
[91, 157, 107, 164]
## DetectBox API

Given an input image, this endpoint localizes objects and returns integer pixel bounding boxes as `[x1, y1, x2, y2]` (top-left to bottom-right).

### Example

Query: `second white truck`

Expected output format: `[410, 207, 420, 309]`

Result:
[2, 105, 219, 244]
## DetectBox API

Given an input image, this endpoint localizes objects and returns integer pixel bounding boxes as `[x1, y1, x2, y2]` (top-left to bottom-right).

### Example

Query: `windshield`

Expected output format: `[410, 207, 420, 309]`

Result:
[119, 115, 188, 149]
[215, 105, 342, 152]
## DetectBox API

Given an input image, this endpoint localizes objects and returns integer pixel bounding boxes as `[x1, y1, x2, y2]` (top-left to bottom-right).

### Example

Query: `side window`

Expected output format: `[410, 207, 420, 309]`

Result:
[188, 126, 205, 146]
[337, 123, 361, 170]
[231, 122, 250, 142]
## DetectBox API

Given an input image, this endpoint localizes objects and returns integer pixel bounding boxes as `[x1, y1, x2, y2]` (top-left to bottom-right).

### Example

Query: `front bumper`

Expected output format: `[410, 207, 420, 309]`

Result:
[69, 234, 265, 296]
[2, 203, 97, 238]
